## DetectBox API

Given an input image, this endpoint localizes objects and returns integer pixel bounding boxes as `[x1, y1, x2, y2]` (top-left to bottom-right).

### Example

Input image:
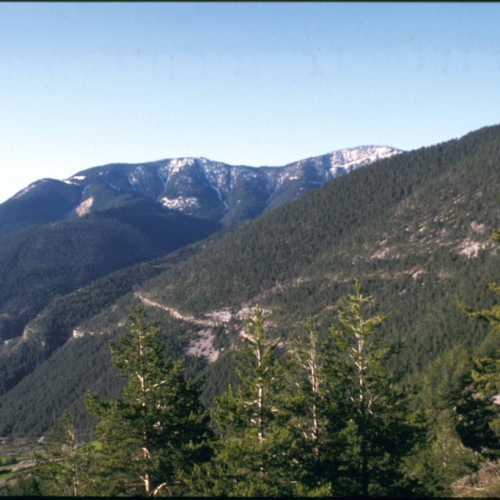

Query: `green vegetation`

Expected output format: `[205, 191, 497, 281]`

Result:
[198, 306, 295, 496]
[2, 124, 500, 495]
[0, 204, 218, 397]
[34, 411, 92, 496]
[85, 307, 212, 496]
[2, 124, 500, 436]
[322, 283, 420, 496]
[6, 267, 500, 496]
[0, 197, 220, 388]
[0, 452, 39, 497]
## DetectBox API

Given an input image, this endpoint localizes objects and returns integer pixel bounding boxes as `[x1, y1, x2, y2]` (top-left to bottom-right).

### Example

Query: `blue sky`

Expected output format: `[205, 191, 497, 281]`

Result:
[1, 2, 500, 203]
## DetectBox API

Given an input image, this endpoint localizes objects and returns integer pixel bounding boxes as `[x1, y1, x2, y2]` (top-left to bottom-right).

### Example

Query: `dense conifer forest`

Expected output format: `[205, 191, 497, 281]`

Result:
[2, 124, 500, 495]
[4, 276, 500, 496]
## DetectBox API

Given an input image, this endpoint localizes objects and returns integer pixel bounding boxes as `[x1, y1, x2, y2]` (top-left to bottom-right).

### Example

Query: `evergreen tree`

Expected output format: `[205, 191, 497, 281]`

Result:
[198, 306, 300, 496]
[232, 306, 284, 445]
[455, 364, 500, 459]
[408, 409, 479, 497]
[85, 306, 212, 496]
[324, 281, 420, 496]
[34, 410, 92, 496]
[0, 475, 41, 497]
[407, 344, 481, 495]
[287, 317, 324, 445]
[283, 316, 333, 494]
[457, 229, 500, 459]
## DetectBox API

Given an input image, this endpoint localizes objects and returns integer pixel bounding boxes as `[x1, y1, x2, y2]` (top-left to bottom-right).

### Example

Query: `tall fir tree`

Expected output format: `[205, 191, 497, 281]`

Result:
[283, 316, 333, 494]
[195, 306, 300, 496]
[85, 306, 212, 496]
[324, 281, 420, 496]
[286, 317, 324, 445]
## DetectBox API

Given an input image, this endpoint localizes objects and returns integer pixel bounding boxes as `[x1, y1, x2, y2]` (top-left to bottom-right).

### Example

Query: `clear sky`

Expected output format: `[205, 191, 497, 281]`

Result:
[1, 2, 500, 203]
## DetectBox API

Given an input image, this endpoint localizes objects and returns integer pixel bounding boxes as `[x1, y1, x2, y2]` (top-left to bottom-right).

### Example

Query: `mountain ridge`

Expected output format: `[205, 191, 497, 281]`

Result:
[2, 145, 401, 236]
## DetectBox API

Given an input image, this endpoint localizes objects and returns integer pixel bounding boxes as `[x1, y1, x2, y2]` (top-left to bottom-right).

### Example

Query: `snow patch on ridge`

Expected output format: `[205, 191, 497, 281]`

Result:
[63, 175, 86, 185]
[127, 172, 141, 191]
[199, 162, 229, 210]
[12, 181, 46, 199]
[160, 196, 199, 210]
[170, 158, 195, 174]
[329, 146, 401, 177]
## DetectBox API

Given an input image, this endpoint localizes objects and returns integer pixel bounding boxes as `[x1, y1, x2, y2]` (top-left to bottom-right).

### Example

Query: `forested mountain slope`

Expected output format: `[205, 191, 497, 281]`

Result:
[0, 146, 397, 368]
[1, 124, 499, 436]
[0, 200, 220, 343]
[135, 125, 500, 369]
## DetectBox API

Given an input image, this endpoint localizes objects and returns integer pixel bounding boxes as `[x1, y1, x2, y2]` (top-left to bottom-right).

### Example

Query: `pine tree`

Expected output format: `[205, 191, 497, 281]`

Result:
[287, 317, 324, 445]
[324, 281, 420, 496]
[457, 229, 500, 459]
[408, 409, 479, 497]
[407, 344, 480, 495]
[283, 316, 333, 493]
[201, 306, 299, 496]
[85, 306, 212, 496]
[34, 410, 92, 496]
[231, 306, 283, 444]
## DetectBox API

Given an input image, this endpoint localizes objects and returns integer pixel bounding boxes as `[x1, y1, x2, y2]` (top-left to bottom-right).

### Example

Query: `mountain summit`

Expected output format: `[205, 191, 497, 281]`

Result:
[3, 145, 401, 235]
[67, 145, 401, 226]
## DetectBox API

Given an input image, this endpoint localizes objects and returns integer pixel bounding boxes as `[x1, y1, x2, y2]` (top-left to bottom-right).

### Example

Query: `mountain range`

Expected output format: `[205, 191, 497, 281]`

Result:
[1, 125, 500, 437]
[0, 145, 399, 345]
[0, 145, 400, 238]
